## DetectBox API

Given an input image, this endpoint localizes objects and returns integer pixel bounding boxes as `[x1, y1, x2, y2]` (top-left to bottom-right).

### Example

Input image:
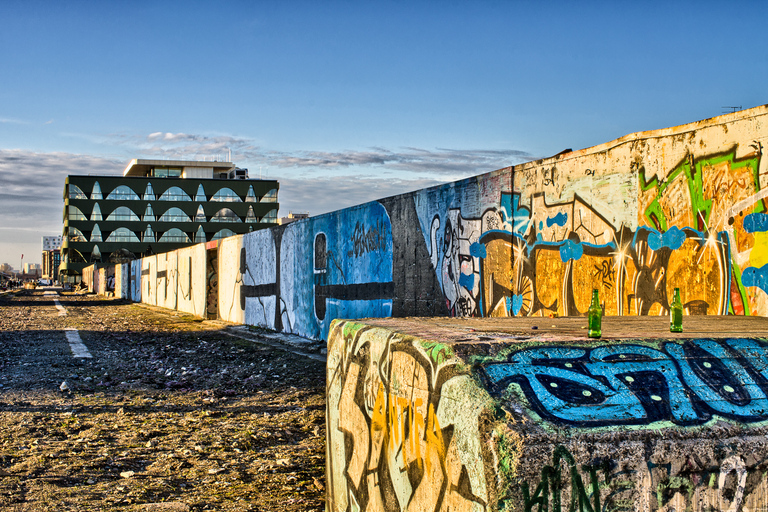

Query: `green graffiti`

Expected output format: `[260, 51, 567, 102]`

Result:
[420, 339, 454, 365]
[341, 320, 365, 340]
[639, 148, 762, 232]
[521, 446, 605, 512]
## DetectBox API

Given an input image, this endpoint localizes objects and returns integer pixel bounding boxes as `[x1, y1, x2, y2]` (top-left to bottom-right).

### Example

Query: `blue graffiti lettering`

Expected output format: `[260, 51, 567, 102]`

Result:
[482, 338, 768, 426]
[744, 212, 768, 233]
[665, 339, 768, 418]
[742, 264, 768, 294]
[469, 242, 487, 259]
[458, 272, 475, 291]
[647, 226, 686, 251]
[483, 347, 647, 423]
[559, 239, 583, 262]
[546, 212, 568, 228]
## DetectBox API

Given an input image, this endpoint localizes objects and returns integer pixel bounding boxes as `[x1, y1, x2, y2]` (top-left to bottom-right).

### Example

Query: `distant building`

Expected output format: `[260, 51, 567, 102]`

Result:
[42, 235, 63, 280]
[42, 235, 63, 252]
[60, 159, 279, 283]
[24, 263, 41, 277]
[278, 212, 309, 225]
[43, 250, 61, 281]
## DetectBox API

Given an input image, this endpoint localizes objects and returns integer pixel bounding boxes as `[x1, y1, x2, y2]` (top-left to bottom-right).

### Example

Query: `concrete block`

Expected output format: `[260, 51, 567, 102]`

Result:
[327, 316, 768, 511]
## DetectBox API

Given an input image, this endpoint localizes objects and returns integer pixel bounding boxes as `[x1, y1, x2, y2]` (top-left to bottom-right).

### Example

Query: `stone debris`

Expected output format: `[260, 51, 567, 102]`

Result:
[0, 290, 326, 511]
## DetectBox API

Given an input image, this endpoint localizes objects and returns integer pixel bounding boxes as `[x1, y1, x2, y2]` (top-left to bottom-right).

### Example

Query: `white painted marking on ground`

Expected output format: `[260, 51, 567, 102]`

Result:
[53, 299, 67, 316]
[65, 328, 92, 359]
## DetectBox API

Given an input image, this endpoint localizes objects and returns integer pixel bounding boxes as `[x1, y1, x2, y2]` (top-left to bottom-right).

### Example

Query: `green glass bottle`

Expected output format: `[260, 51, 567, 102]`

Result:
[588, 289, 602, 338]
[670, 287, 683, 333]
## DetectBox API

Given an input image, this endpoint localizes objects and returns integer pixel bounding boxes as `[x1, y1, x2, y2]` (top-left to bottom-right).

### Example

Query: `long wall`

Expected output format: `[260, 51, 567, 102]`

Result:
[85, 105, 768, 338]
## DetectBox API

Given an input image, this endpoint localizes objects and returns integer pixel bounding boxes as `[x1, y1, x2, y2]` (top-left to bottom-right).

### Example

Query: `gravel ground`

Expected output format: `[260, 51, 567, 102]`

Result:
[0, 288, 326, 511]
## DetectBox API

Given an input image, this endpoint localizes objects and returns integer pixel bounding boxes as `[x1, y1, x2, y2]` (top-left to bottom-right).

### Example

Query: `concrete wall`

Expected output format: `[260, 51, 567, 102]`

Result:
[175, 244, 207, 318]
[80, 105, 768, 331]
[511, 108, 768, 318]
[326, 317, 768, 511]
[115, 263, 129, 299]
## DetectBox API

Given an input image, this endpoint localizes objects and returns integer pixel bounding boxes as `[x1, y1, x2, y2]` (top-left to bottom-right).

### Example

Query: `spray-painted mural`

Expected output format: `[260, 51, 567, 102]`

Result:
[482, 338, 768, 427]
[237, 201, 394, 340]
[412, 132, 767, 322]
[326, 321, 495, 512]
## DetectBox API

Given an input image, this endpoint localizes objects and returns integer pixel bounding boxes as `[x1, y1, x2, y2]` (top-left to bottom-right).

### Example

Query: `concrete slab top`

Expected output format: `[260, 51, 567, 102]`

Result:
[350, 315, 768, 344]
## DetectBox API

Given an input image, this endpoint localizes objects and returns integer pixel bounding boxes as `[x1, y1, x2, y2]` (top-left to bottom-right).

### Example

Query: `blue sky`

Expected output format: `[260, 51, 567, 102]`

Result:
[1, 0, 766, 266]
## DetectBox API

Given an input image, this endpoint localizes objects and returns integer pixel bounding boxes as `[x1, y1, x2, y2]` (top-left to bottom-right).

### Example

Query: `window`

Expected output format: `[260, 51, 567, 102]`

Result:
[152, 167, 182, 178]
[263, 209, 277, 222]
[144, 183, 156, 201]
[211, 188, 242, 202]
[91, 245, 102, 262]
[67, 248, 86, 263]
[91, 203, 103, 221]
[90, 225, 103, 242]
[91, 182, 103, 200]
[194, 225, 206, 243]
[68, 185, 88, 199]
[143, 225, 156, 243]
[106, 185, 141, 201]
[262, 189, 278, 203]
[245, 186, 256, 203]
[212, 229, 235, 240]
[106, 206, 141, 222]
[68, 206, 88, 221]
[158, 207, 192, 223]
[211, 208, 242, 223]
[158, 228, 191, 243]
[68, 227, 88, 242]
[194, 205, 206, 222]
[158, 186, 192, 201]
[106, 228, 141, 243]
[246, 206, 257, 223]
[143, 204, 155, 222]
[195, 184, 206, 202]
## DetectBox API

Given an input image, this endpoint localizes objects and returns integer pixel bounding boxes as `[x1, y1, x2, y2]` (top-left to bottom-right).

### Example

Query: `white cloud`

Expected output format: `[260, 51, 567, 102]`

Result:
[275, 175, 447, 216]
[269, 147, 532, 177]
[0, 150, 123, 264]
[104, 131, 533, 179]
[0, 117, 30, 125]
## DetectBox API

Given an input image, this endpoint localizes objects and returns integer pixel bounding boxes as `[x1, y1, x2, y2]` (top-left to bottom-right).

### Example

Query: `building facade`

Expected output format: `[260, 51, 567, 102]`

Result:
[42, 235, 63, 280]
[60, 159, 279, 282]
[42, 250, 60, 281]
[42, 235, 63, 252]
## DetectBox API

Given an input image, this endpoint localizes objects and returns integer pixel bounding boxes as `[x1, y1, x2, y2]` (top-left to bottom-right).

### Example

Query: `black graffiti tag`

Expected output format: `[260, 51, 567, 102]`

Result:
[349, 220, 386, 258]
[593, 260, 615, 289]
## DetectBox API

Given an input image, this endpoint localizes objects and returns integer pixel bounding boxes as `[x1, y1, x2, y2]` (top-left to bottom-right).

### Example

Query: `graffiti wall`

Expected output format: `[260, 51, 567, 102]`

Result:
[326, 318, 768, 511]
[81, 105, 768, 333]
[114, 263, 129, 300]
[175, 244, 206, 318]
[506, 110, 768, 319]
[237, 201, 395, 340]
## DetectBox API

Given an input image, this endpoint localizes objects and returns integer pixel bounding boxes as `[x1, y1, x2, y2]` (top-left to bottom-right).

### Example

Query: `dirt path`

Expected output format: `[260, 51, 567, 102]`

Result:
[0, 289, 326, 511]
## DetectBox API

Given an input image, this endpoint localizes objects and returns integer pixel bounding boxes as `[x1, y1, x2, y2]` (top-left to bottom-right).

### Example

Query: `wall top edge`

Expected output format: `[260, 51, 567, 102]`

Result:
[514, 103, 768, 170]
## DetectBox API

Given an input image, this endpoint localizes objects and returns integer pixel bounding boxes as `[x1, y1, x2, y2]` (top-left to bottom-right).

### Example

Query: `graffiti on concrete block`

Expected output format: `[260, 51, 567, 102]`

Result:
[327, 321, 492, 512]
[516, 447, 760, 512]
[483, 338, 768, 427]
[519, 445, 607, 512]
